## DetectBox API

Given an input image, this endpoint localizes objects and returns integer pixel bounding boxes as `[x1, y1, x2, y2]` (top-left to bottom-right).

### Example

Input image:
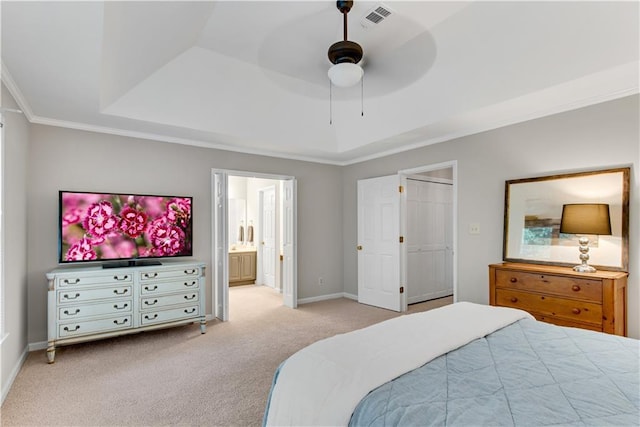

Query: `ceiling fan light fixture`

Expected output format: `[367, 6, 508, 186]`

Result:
[328, 62, 364, 87]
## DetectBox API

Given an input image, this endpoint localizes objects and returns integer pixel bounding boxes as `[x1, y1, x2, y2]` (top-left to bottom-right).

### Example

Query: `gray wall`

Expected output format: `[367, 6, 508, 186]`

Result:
[27, 126, 344, 344]
[14, 93, 640, 352]
[1, 84, 30, 401]
[342, 94, 639, 338]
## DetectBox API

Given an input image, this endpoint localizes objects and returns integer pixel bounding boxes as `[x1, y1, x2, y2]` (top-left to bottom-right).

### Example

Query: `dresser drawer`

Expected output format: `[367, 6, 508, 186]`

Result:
[139, 267, 201, 282]
[531, 313, 602, 332]
[496, 289, 602, 325]
[140, 305, 199, 325]
[56, 273, 132, 287]
[58, 300, 132, 320]
[495, 270, 602, 302]
[140, 292, 199, 310]
[58, 315, 132, 338]
[140, 279, 199, 295]
[58, 286, 132, 304]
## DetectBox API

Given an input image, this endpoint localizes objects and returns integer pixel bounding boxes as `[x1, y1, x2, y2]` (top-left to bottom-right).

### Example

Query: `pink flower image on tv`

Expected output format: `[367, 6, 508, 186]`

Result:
[61, 193, 192, 262]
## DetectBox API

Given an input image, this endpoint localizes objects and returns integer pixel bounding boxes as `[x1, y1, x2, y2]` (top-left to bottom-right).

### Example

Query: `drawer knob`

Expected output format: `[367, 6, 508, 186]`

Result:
[572, 285, 581, 292]
[63, 293, 81, 300]
[63, 325, 80, 332]
[184, 294, 197, 301]
[144, 272, 159, 279]
[63, 309, 80, 316]
[184, 269, 197, 275]
[510, 297, 518, 303]
[184, 308, 196, 314]
[113, 289, 128, 295]
[184, 281, 197, 287]
[509, 277, 518, 283]
[63, 278, 80, 285]
[572, 308, 581, 315]
[113, 303, 129, 310]
[113, 318, 129, 325]
[144, 314, 159, 320]
[144, 299, 158, 306]
[113, 275, 129, 281]
[144, 285, 158, 292]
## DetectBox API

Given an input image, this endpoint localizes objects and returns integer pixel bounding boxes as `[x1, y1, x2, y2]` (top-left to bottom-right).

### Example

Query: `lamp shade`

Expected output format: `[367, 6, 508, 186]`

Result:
[328, 62, 363, 87]
[559, 204, 612, 235]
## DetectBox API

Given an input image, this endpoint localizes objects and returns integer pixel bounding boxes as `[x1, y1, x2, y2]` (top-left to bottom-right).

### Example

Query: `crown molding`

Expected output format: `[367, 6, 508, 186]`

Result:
[1, 63, 35, 121]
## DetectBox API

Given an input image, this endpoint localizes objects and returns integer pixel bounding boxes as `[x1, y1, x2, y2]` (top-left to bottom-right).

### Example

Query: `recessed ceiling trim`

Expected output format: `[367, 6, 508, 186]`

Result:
[1, 63, 35, 121]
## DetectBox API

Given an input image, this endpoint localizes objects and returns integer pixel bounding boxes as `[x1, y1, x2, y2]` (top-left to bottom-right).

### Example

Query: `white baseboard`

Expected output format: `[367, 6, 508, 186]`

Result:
[29, 341, 47, 351]
[1, 343, 29, 405]
[298, 292, 356, 305]
[342, 292, 357, 301]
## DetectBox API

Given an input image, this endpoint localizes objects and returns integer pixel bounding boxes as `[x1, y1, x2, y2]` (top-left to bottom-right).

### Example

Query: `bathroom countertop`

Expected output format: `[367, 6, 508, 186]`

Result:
[229, 245, 257, 253]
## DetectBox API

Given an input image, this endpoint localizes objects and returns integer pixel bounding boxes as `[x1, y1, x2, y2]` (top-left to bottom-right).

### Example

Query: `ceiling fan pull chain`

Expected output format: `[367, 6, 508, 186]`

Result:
[361, 75, 364, 117]
[329, 80, 333, 125]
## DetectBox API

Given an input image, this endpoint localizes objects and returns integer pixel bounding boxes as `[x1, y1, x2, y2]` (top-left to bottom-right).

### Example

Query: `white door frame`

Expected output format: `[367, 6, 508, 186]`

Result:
[211, 169, 297, 321]
[398, 161, 458, 312]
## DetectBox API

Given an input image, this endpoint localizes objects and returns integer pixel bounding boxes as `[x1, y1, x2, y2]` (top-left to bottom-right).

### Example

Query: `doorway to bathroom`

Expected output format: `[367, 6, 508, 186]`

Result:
[212, 170, 297, 321]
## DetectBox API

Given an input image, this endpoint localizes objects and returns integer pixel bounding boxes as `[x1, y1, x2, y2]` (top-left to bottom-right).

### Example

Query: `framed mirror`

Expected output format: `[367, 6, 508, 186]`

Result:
[503, 167, 629, 271]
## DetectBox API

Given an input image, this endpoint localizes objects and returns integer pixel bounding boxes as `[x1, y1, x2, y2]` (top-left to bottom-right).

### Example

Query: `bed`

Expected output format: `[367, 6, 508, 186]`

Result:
[263, 302, 639, 426]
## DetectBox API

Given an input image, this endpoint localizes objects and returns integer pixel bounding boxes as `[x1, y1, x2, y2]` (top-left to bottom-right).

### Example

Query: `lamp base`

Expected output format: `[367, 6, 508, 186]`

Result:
[572, 263, 597, 273]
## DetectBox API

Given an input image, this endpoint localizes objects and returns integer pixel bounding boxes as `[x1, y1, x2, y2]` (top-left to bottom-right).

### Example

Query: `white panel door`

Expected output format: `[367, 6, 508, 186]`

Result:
[407, 179, 453, 303]
[259, 186, 276, 288]
[282, 179, 297, 308]
[357, 175, 401, 312]
[212, 171, 229, 321]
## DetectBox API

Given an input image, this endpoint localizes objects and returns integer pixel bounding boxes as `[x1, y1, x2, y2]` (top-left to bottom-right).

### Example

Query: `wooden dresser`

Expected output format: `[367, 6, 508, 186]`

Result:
[489, 262, 628, 336]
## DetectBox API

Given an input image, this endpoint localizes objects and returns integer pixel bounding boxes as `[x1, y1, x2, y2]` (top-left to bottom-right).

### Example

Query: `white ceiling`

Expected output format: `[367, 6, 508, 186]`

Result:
[2, 1, 638, 165]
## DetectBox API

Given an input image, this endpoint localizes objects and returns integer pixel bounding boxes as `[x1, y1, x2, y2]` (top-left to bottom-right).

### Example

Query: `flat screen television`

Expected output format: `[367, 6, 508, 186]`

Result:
[59, 191, 193, 267]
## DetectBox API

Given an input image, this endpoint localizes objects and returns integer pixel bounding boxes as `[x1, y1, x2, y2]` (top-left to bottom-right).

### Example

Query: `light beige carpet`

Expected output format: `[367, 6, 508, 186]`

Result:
[1, 286, 451, 426]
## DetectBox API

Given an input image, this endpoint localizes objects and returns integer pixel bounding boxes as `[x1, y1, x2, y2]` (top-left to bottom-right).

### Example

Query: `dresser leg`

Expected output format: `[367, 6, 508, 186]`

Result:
[47, 342, 56, 364]
[200, 318, 206, 334]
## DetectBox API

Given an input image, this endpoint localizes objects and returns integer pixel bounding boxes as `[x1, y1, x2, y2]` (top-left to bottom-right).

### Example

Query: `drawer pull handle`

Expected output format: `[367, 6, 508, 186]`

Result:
[63, 278, 80, 285]
[144, 273, 159, 279]
[509, 277, 517, 283]
[184, 269, 197, 275]
[144, 285, 158, 292]
[144, 314, 159, 320]
[113, 318, 129, 325]
[113, 289, 128, 295]
[114, 303, 129, 310]
[63, 309, 80, 316]
[63, 325, 80, 332]
[63, 293, 81, 300]
[572, 285, 581, 292]
[113, 275, 129, 281]
[572, 308, 581, 315]
[184, 308, 196, 314]
[184, 294, 197, 301]
[144, 299, 159, 306]
[510, 297, 518, 303]
[184, 281, 196, 287]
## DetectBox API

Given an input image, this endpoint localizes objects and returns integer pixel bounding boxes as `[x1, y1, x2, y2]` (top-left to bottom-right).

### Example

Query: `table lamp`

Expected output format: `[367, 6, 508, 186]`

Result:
[559, 203, 611, 273]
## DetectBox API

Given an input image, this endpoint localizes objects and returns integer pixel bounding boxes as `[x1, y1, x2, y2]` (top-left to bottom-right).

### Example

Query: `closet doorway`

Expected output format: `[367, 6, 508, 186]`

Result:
[356, 161, 457, 312]
[405, 173, 454, 304]
[212, 170, 297, 322]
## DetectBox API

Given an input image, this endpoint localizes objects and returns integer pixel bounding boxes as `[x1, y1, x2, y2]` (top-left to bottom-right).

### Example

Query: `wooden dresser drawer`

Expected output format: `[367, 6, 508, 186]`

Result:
[495, 288, 602, 325]
[494, 270, 602, 302]
[531, 313, 602, 332]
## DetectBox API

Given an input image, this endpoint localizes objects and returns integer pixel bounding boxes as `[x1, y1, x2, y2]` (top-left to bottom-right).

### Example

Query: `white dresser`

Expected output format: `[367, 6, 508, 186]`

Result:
[46, 261, 206, 363]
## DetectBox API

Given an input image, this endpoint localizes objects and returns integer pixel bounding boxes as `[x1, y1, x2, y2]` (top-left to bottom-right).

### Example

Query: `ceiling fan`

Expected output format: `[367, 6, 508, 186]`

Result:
[327, 1, 364, 88]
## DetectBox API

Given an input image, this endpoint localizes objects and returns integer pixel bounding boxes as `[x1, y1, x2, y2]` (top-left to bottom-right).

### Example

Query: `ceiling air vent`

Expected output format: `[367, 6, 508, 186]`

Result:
[360, 3, 394, 29]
